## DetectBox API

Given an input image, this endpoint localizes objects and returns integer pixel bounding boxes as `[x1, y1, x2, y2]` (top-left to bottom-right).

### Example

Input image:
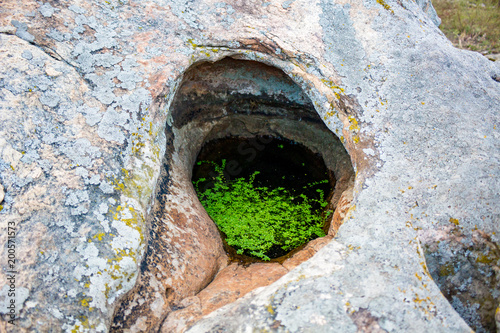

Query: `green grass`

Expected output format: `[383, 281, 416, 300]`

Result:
[193, 160, 329, 261]
[432, 0, 500, 54]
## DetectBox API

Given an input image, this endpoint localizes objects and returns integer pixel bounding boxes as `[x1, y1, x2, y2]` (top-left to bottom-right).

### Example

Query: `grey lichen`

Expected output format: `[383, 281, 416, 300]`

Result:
[38, 3, 56, 18]
[11, 20, 35, 43]
[39, 90, 60, 107]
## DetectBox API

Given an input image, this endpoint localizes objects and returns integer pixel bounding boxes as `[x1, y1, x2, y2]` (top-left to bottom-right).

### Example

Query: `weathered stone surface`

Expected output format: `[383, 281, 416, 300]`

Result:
[328, 184, 354, 237]
[0, 0, 499, 332]
[421, 227, 500, 332]
[161, 262, 289, 332]
[496, 305, 500, 333]
[0, 183, 4, 204]
[282, 236, 333, 271]
[159, 296, 203, 333]
[196, 263, 289, 316]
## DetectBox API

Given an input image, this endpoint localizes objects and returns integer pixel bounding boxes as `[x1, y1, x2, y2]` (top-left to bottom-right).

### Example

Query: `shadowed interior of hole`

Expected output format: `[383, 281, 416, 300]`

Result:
[192, 135, 335, 260]
[170, 57, 356, 262]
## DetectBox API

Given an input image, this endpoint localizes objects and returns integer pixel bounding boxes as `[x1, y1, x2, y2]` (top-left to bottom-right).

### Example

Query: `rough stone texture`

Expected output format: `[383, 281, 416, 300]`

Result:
[110, 57, 354, 331]
[282, 236, 334, 271]
[421, 227, 500, 332]
[195, 262, 288, 316]
[497, 306, 500, 333]
[160, 234, 336, 332]
[0, 183, 4, 204]
[328, 184, 354, 236]
[161, 262, 289, 332]
[0, 0, 498, 333]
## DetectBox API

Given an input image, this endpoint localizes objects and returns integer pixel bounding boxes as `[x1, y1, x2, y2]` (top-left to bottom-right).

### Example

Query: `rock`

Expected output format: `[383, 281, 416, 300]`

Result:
[162, 263, 289, 332]
[160, 297, 203, 333]
[196, 263, 289, 317]
[328, 184, 354, 237]
[421, 227, 500, 332]
[487, 53, 500, 62]
[496, 305, 500, 333]
[415, 0, 442, 26]
[0, 0, 499, 332]
[282, 236, 333, 271]
[0, 183, 4, 204]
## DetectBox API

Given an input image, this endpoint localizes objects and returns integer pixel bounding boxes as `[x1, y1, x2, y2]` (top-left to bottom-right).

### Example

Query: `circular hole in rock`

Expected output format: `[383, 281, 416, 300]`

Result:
[192, 135, 335, 262]
[110, 58, 357, 332]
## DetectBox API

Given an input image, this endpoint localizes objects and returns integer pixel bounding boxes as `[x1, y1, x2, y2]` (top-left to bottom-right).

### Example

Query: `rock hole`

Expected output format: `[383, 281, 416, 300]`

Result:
[192, 135, 336, 261]
[112, 57, 356, 332]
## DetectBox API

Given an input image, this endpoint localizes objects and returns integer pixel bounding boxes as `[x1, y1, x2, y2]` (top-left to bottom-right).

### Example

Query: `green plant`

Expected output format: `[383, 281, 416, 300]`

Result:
[193, 160, 329, 261]
[432, 0, 500, 54]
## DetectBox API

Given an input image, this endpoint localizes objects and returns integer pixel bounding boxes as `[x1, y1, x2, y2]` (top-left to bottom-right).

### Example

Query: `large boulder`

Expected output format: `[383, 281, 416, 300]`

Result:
[0, 0, 498, 332]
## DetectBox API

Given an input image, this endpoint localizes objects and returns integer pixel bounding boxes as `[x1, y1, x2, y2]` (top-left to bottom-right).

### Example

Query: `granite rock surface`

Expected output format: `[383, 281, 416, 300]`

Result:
[0, 0, 499, 332]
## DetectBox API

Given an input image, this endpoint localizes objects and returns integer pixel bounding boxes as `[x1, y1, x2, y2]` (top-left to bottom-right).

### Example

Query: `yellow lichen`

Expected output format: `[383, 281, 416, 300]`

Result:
[93, 232, 106, 241]
[376, 0, 394, 13]
[439, 262, 455, 277]
[321, 79, 345, 100]
[449, 218, 459, 226]
[187, 38, 198, 48]
[345, 204, 356, 219]
[348, 116, 360, 132]
[80, 298, 91, 307]
[347, 244, 361, 251]
[476, 254, 495, 264]
[324, 110, 336, 118]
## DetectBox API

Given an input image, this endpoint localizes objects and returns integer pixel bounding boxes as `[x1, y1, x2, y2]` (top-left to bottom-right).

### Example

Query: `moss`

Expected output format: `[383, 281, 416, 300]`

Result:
[194, 161, 328, 260]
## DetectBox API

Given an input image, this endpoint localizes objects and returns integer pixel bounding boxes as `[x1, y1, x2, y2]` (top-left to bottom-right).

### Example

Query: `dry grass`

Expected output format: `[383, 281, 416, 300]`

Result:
[432, 0, 500, 54]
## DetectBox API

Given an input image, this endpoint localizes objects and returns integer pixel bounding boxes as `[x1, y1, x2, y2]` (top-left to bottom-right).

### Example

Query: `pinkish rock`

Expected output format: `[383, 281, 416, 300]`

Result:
[282, 236, 333, 271]
[161, 262, 288, 332]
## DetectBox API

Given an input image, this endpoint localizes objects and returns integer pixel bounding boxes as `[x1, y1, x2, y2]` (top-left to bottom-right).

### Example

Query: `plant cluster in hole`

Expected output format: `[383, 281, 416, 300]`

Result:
[193, 160, 331, 261]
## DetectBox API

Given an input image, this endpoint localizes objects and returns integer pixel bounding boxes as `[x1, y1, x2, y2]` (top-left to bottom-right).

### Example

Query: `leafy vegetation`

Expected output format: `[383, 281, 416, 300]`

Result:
[193, 160, 330, 261]
[432, 0, 500, 54]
